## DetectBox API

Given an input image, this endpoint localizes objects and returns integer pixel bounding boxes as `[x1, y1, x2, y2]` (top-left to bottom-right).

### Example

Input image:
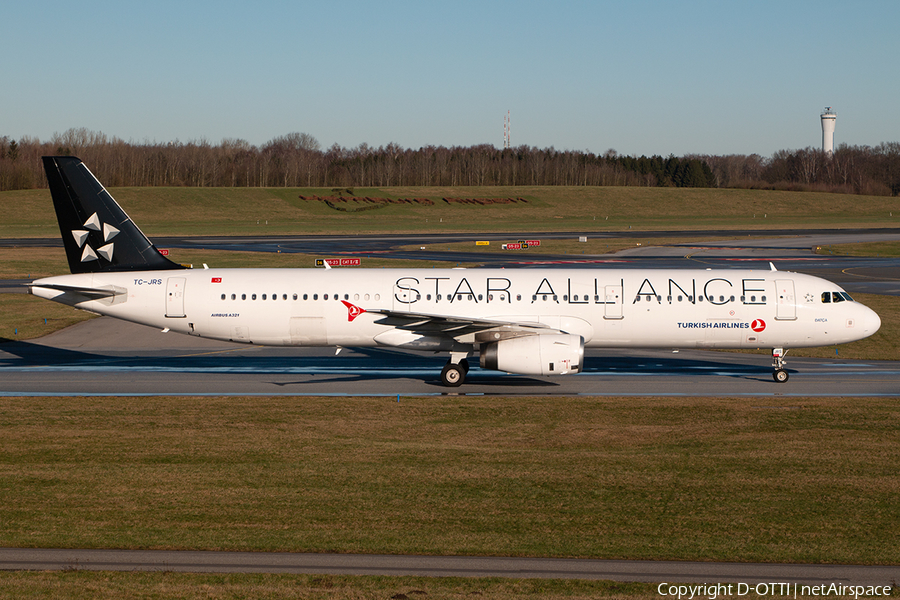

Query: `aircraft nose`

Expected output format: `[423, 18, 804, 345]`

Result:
[861, 304, 881, 335]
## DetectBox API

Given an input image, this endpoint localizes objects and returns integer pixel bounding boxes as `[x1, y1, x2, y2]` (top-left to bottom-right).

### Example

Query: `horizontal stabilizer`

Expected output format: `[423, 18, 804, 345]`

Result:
[29, 282, 124, 300]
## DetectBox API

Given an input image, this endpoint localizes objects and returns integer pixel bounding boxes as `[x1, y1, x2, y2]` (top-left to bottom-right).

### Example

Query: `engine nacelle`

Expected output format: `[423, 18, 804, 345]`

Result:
[480, 334, 584, 376]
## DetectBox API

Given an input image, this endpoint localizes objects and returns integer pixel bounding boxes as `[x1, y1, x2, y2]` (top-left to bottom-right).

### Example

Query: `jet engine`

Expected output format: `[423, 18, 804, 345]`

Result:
[480, 333, 583, 376]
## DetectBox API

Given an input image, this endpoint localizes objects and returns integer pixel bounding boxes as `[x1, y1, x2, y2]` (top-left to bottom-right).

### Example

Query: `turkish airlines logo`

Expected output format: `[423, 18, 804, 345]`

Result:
[341, 300, 366, 322]
[751, 319, 766, 332]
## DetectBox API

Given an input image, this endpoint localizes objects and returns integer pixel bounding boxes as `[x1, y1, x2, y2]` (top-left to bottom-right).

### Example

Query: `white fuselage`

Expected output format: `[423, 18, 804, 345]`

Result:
[31, 267, 881, 351]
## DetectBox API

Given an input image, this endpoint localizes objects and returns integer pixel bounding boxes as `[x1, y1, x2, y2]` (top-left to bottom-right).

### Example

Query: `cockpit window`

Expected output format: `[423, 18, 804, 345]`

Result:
[823, 291, 851, 303]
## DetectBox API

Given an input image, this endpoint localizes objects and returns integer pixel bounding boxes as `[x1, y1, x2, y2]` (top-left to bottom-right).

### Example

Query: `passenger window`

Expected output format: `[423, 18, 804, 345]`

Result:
[374, 294, 380, 300]
[261, 294, 266, 300]
[252, 294, 257, 300]
[293, 294, 297, 300]
[364, 294, 370, 301]
[324, 294, 329, 300]
[221, 294, 226, 300]
[231, 294, 236, 300]
[242, 294, 246, 300]
[313, 294, 318, 300]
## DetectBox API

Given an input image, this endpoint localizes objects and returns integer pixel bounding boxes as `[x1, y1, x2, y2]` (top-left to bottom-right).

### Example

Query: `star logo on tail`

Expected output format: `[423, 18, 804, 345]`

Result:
[71, 212, 119, 263]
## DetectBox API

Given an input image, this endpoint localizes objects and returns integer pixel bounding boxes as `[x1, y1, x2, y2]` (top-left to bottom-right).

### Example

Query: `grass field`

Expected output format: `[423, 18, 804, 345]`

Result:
[816, 240, 900, 257]
[0, 572, 657, 600]
[2, 185, 899, 237]
[0, 395, 897, 566]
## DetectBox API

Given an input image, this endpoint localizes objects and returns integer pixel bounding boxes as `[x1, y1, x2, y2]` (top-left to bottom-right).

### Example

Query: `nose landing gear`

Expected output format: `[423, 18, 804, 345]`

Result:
[772, 348, 789, 383]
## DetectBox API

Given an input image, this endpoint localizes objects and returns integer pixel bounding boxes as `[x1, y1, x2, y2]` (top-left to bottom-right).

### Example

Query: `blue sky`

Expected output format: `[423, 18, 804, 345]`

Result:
[3, 0, 898, 156]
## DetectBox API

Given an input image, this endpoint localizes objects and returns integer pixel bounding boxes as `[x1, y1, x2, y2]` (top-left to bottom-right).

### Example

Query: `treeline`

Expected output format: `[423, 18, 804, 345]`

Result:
[1, 128, 898, 195]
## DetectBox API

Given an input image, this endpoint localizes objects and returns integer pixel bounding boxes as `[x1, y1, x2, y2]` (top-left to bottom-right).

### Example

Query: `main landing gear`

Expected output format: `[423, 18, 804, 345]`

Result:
[772, 348, 789, 383]
[440, 354, 470, 387]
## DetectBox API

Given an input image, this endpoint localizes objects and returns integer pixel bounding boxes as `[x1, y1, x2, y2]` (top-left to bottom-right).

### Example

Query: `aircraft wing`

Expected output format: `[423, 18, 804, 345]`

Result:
[366, 308, 555, 343]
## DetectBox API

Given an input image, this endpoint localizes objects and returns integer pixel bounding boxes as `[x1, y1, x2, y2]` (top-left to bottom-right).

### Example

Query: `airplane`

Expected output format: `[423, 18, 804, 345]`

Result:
[29, 156, 881, 386]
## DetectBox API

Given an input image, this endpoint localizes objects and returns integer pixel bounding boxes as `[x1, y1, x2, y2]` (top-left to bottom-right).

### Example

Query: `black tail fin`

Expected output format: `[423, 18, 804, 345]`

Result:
[42, 156, 184, 273]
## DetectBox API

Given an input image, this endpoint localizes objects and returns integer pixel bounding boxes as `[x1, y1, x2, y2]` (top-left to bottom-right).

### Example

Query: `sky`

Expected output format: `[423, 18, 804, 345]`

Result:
[3, 0, 898, 157]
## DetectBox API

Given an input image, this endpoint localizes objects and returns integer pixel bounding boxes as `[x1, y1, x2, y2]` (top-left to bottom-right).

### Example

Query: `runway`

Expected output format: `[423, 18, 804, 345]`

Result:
[1, 317, 898, 397]
[1, 548, 897, 586]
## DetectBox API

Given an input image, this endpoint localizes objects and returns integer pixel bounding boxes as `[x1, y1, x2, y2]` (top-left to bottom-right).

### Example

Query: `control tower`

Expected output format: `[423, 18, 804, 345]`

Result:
[821, 107, 836, 156]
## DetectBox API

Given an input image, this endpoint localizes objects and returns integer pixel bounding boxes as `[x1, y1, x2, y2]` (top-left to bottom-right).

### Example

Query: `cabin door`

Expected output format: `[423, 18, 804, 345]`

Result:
[165, 277, 186, 318]
[775, 279, 797, 321]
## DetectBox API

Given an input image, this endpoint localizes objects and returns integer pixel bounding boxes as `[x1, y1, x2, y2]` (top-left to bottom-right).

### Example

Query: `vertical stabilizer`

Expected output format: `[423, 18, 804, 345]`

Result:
[42, 156, 184, 273]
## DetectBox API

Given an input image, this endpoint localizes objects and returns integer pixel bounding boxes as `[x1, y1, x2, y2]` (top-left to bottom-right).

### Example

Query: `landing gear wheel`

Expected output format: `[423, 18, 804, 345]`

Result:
[441, 363, 465, 387]
[771, 348, 789, 384]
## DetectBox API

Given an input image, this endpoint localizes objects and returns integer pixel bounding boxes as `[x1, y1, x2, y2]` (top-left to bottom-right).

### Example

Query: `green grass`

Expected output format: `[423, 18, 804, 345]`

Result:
[0, 395, 897, 565]
[404, 235, 783, 257]
[0, 293, 96, 343]
[0, 572, 659, 600]
[2, 185, 899, 237]
[816, 240, 900, 257]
